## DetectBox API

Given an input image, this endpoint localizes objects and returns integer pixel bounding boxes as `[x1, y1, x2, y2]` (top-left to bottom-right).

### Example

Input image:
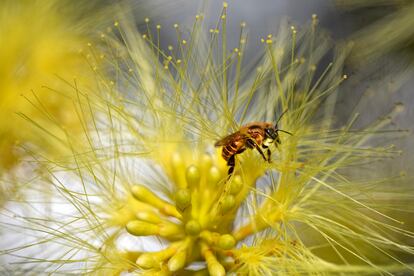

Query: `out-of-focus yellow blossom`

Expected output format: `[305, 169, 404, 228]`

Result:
[0, 0, 103, 174]
[1, 3, 413, 275]
[0, 0, 112, 204]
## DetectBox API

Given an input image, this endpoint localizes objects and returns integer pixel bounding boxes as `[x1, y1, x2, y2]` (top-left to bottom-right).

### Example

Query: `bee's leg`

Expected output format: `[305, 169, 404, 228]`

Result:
[227, 155, 235, 177]
[247, 139, 267, 162]
[263, 145, 272, 163]
[275, 136, 281, 148]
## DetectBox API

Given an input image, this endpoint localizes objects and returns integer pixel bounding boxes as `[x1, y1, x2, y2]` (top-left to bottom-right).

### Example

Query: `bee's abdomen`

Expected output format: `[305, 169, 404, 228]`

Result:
[222, 141, 243, 161]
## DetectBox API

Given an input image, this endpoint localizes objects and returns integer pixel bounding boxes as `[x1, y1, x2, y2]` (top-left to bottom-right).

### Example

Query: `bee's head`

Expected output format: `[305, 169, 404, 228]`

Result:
[264, 127, 278, 140]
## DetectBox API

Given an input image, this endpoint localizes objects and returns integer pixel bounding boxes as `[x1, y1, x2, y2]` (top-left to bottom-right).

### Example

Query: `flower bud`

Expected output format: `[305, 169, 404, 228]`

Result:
[162, 204, 182, 219]
[159, 222, 183, 238]
[167, 249, 187, 272]
[171, 152, 187, 188]
[221, 195, 235, 213]
[208, 166, 221, 185]
[208, 262, 226, 276]
[185, 220, 201, 236]
[175, 188, 191, 210]
[201, 154, 212, 169]
[131, 185, 163, 208]
[202, 243, 226, 276]
[186, 165, 201, 187]
[229, 175, 242, 194]
[136, 245, 177, 269]
[136, 253, 156, 269]
[126, 220, 159, 236]
[136, 211, 162, 224]
[218, 234, 236, 250]
[171, 152, 183, 168]
[131, 185, 182, 219]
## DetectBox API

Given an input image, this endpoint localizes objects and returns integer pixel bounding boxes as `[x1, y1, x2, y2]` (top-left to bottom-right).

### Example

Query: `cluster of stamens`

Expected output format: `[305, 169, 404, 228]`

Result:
[124, 152, 246, 275]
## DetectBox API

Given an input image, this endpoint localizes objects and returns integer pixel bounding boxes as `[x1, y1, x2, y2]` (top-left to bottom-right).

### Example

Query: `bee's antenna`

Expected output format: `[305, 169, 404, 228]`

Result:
[278, 129, 293, 136]
[275, 109, 288, 127]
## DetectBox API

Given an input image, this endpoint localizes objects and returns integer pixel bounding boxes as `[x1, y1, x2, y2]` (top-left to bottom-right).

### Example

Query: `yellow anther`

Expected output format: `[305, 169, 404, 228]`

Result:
[131, 185, 182, 219]
[221, 195, 235, 212]
[175, 188, 191, 210]
[158, 222, 183, 237]
[126, 220, 159, 236]
[218, 234, 236, 250]
[136, 211, 162, 224]
[201, 243, 226, 276]
[208, 166, 221, 185]
[168, 249, 187, 272]
[229, 175, 242, 194]
[137, 246, 178, 268]
[186, 165, 201, 187]
[185, 220, 201, 235]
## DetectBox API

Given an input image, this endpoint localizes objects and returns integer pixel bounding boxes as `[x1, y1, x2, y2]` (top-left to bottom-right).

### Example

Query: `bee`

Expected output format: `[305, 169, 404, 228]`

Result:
[215, 111, 292, 176]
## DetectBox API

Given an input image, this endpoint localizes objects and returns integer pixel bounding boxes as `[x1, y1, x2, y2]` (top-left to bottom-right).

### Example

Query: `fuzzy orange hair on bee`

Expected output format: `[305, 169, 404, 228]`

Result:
[215, 110, 292, 176]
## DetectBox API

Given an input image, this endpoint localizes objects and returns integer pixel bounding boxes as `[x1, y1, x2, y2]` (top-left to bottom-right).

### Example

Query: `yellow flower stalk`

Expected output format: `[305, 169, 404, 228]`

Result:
[1, 3, 413, 275]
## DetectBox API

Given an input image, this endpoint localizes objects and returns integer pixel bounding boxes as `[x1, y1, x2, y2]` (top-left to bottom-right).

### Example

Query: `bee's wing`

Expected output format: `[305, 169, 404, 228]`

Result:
[214, 131, 246, 147]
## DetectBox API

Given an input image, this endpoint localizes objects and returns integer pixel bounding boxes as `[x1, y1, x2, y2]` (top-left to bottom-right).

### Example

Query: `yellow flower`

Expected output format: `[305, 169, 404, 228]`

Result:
[0, 0, 104, 175]
[1, 3, 413, 275]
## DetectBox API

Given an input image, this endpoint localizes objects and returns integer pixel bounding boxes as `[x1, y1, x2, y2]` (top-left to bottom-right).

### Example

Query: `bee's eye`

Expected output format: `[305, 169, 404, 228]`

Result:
[265, 128, 277, 139]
